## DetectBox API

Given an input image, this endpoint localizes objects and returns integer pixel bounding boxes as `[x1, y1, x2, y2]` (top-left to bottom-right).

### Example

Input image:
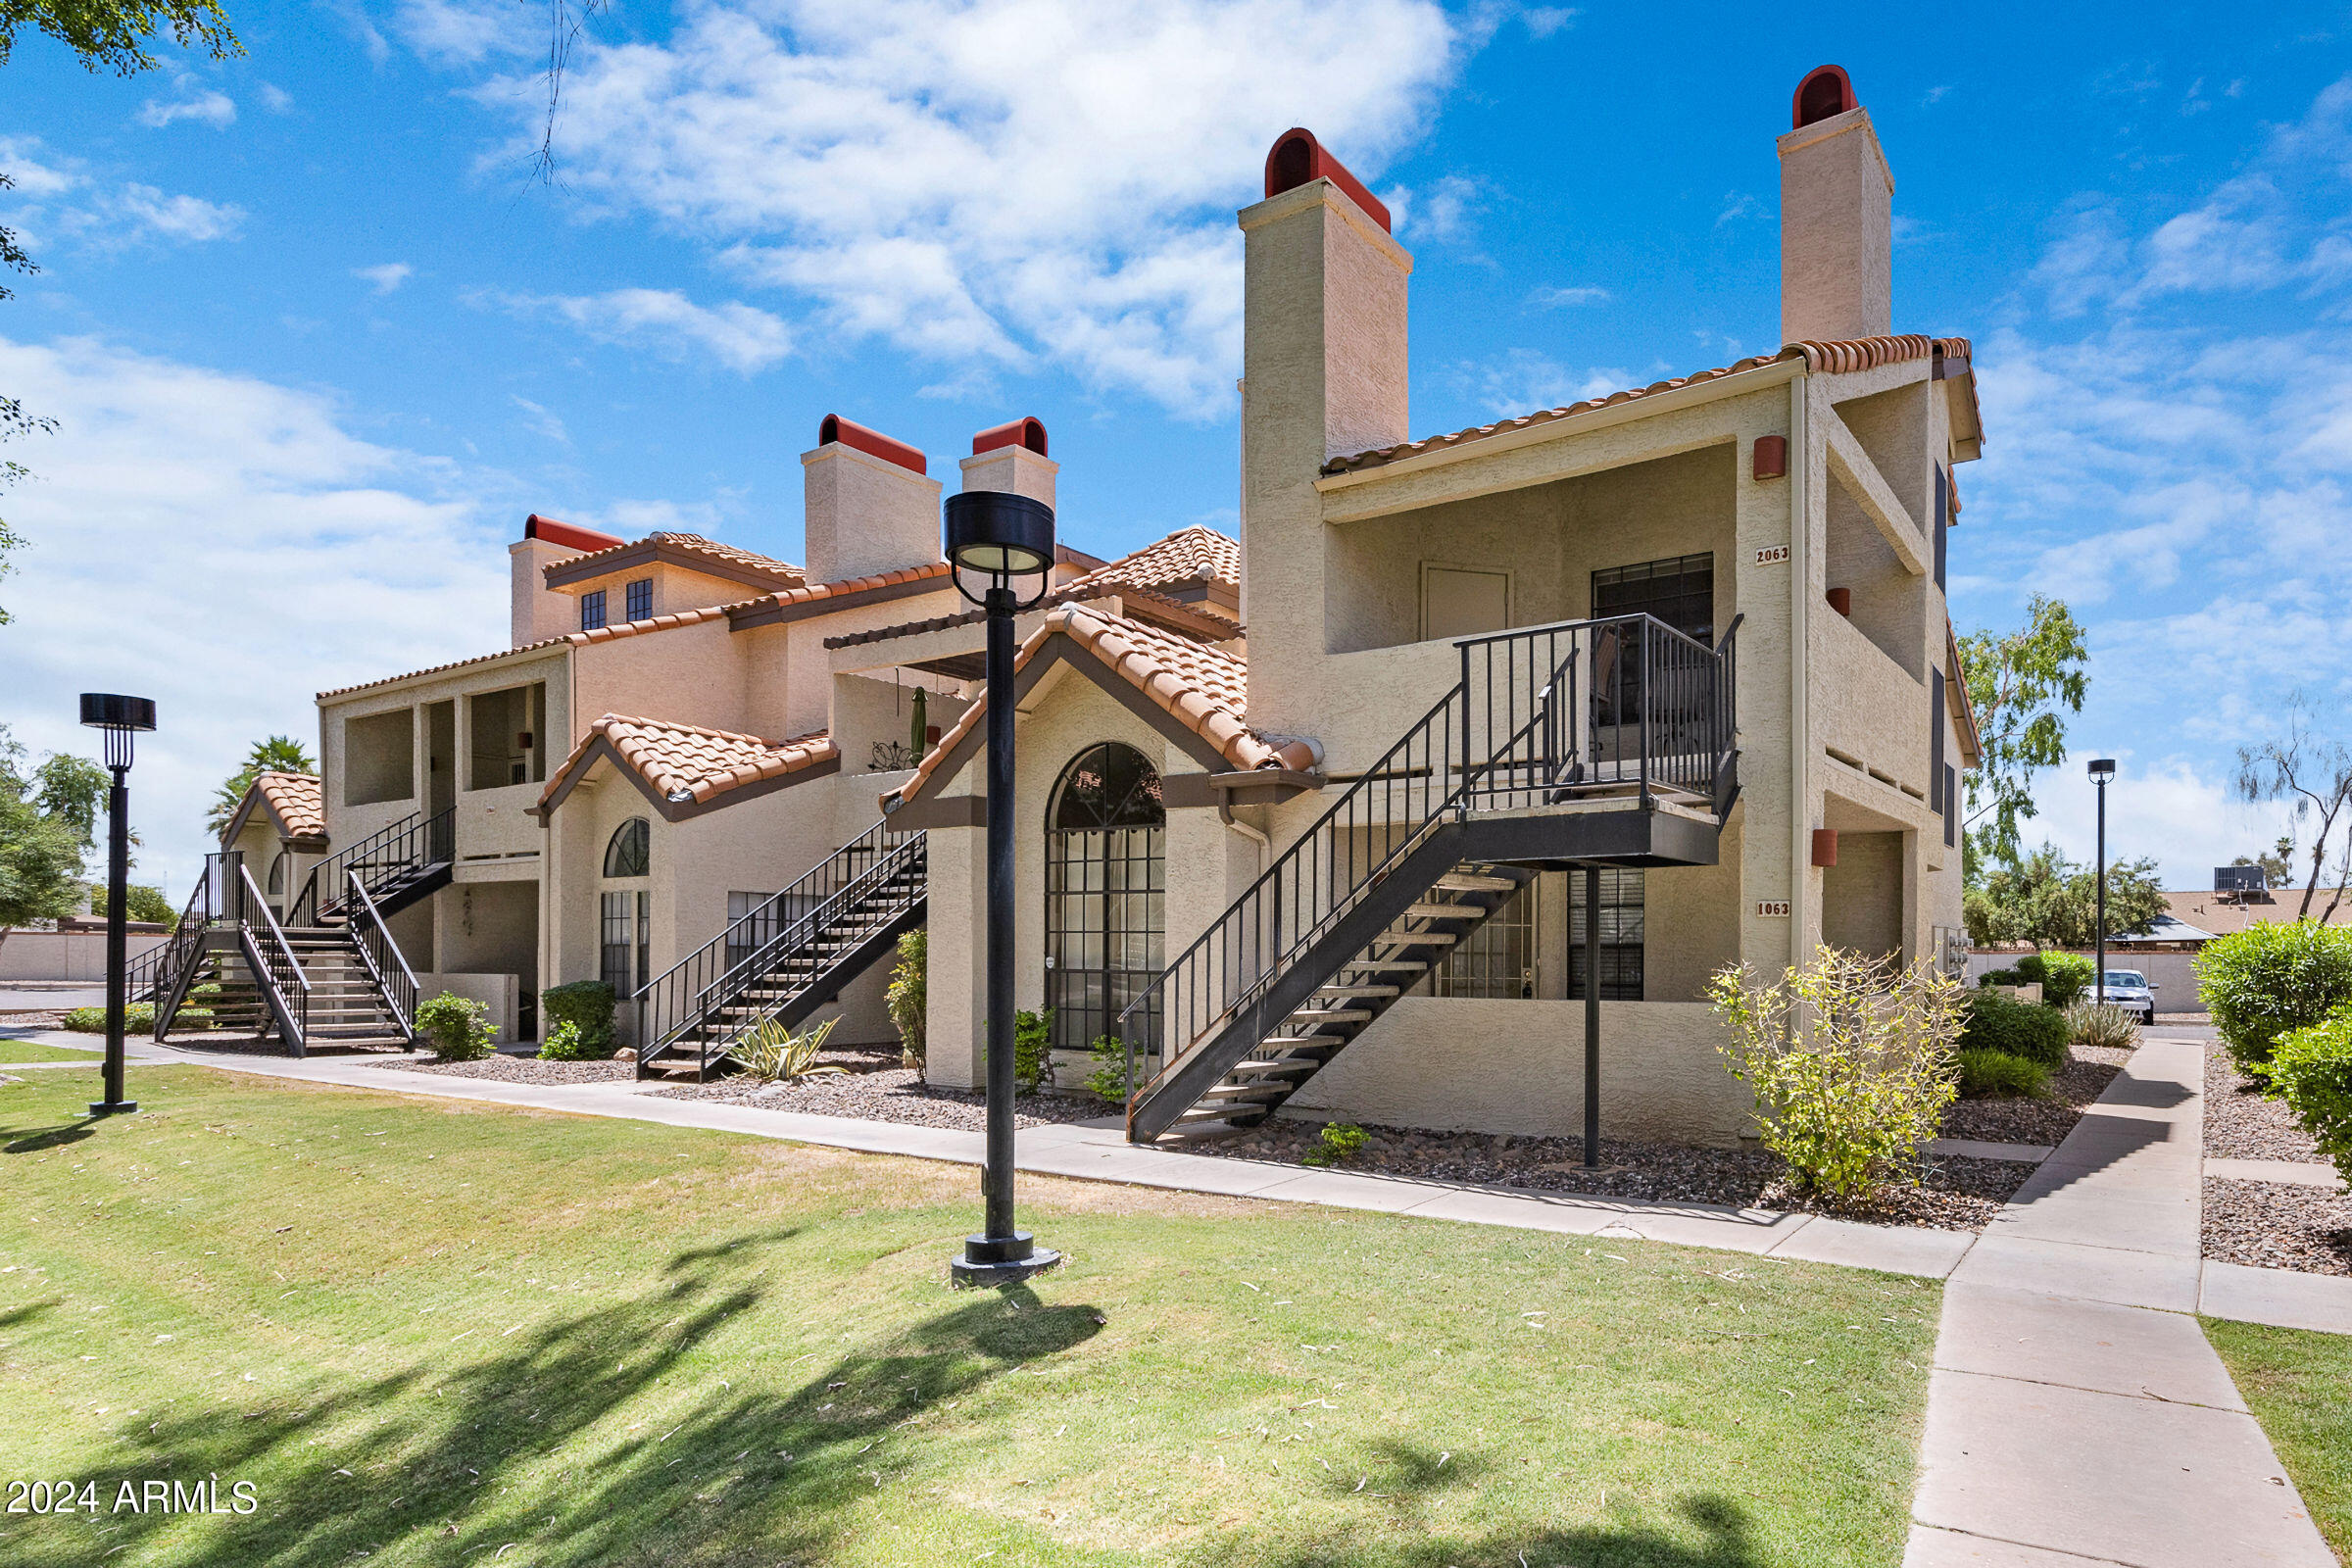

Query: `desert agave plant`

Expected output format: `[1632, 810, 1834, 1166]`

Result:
[2064, 1001, 2140, 1051]
[725, 1015, 846, 1082]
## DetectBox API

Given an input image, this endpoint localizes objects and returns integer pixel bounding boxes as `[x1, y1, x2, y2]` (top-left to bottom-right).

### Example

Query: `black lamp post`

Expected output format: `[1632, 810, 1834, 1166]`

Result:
[944, 490, 1061, 1288]
[2088, 757, 2116, 1007]
[79, 693, 157, 1117]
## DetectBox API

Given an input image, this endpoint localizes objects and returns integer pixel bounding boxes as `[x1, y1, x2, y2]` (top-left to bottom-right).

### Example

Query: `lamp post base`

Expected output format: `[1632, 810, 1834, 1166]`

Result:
[87, 1102, 139, 1117]
[949, 1232, 1061, 1289]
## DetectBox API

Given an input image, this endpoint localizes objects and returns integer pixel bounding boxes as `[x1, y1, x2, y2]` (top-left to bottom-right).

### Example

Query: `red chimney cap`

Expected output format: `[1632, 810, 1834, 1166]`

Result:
[523, 514, 626, 553]
[817, 414, 927, 476]
[972, 416, 1048, 459]
[1263, 127, 1391, 232]
[1792, 65, 1858, 129]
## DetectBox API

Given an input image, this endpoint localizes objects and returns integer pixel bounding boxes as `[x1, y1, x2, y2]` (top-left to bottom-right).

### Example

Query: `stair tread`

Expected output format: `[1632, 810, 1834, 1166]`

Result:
[1436, 871, 1519, 892]
[1396, 902, 1480, 920]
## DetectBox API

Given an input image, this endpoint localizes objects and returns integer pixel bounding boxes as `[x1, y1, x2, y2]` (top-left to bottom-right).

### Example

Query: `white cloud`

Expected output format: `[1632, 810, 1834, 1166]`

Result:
[0, 333, 522, 894]
[391, 0, 537, 66]
[257, 82, 295, 114]
[0, 135, 244, 247]
[488, 287, 795, 374]
[1390, 173, 1482, 247]
[136, 89, 237, 129]
[510, 394, 569, 445]
[1521, 7, 1576, 38]
[447, 0, 1462, 416]
[1528, 283, 1608, 308]
[1452, 347, 1630, 419]
[355, 262, 414, 294]
[2018, 752, 2300, 890]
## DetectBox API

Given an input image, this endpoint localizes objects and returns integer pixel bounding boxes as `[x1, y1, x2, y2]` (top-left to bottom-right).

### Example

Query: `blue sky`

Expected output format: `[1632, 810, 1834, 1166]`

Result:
[4, 0, 2350, 896]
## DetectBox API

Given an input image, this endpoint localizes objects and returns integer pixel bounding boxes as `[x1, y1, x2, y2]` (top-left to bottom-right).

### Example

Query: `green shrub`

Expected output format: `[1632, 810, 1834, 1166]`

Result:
[1301, 1122, 1370, 1166]
[1978, 967, 2022, 987]
[540, 981, 616, 1057]
[537, 1019, 587, 1060]
[2199, 921, 2352, 1075]
[1957, 1048, 2049, 1099]
[1708, 948, 1965, 1201]
[2065, 1000, 2141, 1051]
[1015, 1008, 1051, 1093]
[2268, 1009, 2352, 1187]
[62, 1003, 154, 1033]
[416, 992, 496, 1061]
[1084, 1034, 1132, 1102]
[1961, 990, 2070, 1068]
[2015, 952, 2095, 1008]
[726, 1016, 844, 1082]
[886, 930, 925, 1072]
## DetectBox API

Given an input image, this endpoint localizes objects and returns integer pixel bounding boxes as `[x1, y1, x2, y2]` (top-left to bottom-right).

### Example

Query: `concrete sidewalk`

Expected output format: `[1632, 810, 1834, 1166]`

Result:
[1907, 1036, 2336, 1568]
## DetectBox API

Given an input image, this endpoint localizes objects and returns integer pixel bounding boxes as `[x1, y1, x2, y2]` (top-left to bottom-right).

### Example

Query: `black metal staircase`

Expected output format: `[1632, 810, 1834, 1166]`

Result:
[1119, 612, 1740, 1142]
[635, 820, 927, 1082]
[286, 808, 455, 927]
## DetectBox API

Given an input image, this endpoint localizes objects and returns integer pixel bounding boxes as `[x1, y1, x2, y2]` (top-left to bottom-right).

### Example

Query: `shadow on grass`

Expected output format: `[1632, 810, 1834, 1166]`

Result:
[1194, 1493, 1772, 1568]
[32, 1229, 1103, 1567]
[3, 1121, 95, 1154]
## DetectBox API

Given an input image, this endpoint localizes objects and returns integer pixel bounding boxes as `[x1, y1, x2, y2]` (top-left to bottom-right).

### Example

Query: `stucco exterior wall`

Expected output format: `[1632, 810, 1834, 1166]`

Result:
[1282, 998, 1752, 1147]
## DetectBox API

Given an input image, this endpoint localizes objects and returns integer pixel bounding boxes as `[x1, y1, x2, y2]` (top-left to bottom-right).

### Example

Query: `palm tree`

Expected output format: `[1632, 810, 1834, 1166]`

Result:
[207, 735, 316, 839]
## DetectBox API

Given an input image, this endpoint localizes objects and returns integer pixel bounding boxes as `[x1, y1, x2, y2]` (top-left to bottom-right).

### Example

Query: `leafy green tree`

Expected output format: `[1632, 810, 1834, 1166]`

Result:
[2232, 837, 2298, 891]
[32, 751, 107, 848]
[90, 879, 175, 927]
[1962, 844, 2166, 951]
[0, 726, 94, 930]
[1957, 597, 2089, 883]
[0, 0, 242, 620]
[207, 734, 316, 839]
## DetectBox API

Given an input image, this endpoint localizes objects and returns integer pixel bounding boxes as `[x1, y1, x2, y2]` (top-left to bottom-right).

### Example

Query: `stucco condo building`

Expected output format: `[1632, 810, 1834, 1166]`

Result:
[195, 65, 1981, 1149]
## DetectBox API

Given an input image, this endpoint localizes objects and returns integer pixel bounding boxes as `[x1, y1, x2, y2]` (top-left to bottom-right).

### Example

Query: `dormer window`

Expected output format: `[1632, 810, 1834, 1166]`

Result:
[625, 578, 652, 622]
[580, 589, 607, 631]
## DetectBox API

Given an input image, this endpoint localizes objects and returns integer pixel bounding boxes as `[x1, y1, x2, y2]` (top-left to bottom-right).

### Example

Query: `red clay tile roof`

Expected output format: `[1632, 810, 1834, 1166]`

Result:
[317, 636, 572, 700]
[567, 601, 750, 645]
[1323, 335, 1975, 474]
[888, 604, 1310, 808]
[737, 560, 953, 612]
[1065, 525, 1240, 604]
[539, 714, 836, 811]
[551, 531, 806, 590]
[253, 771, 325, 840]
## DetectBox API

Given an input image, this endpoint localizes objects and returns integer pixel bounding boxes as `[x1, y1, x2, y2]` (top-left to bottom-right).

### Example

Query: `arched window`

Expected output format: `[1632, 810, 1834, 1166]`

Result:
[1045, 744, 1165, 1053]
[604, 817, 651, 878]
[266, 852, 287, 896]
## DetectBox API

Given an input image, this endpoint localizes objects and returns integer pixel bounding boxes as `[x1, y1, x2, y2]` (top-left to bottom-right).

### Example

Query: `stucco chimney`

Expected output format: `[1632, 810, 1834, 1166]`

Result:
[958, 417, 1056, 509]
[1778, 65, 1893, 344]
[511, 513, 623, 646]
[1238, 126, 1411, 740]
[801, 415, 943, 584]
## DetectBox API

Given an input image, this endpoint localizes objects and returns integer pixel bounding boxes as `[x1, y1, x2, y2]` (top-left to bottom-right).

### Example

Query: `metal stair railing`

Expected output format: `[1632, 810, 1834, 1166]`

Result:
[1118, 612, 1736, 1126]
[679, 832, 928, 1078]
[635, 819, 924, 1067]
[344, 870, 418, 1044]
[144, 862, 218, 1032]
[231, 860, 310, 1054]
[286, 807, 455, 927]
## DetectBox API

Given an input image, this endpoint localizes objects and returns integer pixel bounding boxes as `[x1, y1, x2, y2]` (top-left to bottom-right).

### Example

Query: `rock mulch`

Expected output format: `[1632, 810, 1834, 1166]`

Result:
[385, 1055, 635, 1087]
[649, 1049, 1112, 1133]
[1939, 1045, 2132, 1148]
[1186, 1119, 2034, 1233]
[2204, 1178, 2352, 1278]
[2203, 1041, 2321, 1163]
[1, 1012, 68, 1030]
[2200, 1037, 2344, 1275]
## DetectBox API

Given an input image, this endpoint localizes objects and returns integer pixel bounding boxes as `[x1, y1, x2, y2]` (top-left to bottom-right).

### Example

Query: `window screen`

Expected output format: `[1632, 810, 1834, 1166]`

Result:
[1592, 553, 1713, 641]
[1567, 868, 1644, 1001]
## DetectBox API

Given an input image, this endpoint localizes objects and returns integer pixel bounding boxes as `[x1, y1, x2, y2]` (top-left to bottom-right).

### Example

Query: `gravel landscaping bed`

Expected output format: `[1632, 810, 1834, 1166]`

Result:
[1938, 1045, 2132, 1147]
[2204, 1177, 2352, 1277]
[1187, 1118, 2034, 1232]
[2204, 1040, 2323, 1163]
[648, 1047, 1112, 1132]
[384, 1055, 634, 1086]
[1, 1011, 67, 1030]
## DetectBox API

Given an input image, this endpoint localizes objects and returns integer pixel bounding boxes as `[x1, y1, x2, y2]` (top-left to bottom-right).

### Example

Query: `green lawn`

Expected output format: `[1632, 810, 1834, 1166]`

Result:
[2207, 1318, 2352, 1557]
[0, 1038, 105, 1064]
[0, 1065, 1940, 1568]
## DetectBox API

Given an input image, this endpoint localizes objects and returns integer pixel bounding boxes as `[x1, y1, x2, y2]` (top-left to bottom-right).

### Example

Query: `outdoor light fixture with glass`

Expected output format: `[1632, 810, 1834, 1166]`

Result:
[79, 692, 157, 1117]
[2088, 757, 2117, 1007]
[943, 489, 1061, 1288]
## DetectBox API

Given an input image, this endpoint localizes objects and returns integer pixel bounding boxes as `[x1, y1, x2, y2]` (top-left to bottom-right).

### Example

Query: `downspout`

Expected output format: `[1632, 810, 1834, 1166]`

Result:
[1787, 372, 1811, 967]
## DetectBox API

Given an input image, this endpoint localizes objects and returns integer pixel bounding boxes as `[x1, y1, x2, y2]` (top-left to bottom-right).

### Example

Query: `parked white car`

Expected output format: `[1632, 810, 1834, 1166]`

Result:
[2095, 970, 2159, 1024]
